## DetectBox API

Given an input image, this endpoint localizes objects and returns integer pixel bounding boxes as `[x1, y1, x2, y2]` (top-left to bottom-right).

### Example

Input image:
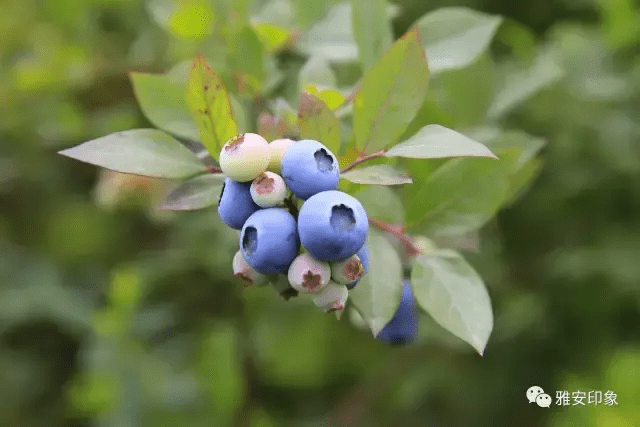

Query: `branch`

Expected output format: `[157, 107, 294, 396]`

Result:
[344, 81, 362, 104]
[369, 218, 421, 258]
[340, 150, 387, 174]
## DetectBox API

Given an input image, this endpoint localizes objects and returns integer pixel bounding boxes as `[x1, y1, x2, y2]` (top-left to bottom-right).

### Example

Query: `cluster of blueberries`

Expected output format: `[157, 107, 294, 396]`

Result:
[217, 133, 418, 343]
[217, 133, 369, 313]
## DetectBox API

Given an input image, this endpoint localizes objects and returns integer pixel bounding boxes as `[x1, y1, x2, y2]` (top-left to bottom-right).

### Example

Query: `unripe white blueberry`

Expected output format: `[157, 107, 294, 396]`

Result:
[313, 281, 348, 312]
[287, 252, 331, 293]
[250, 171, 288, 208]
[219, 133, 270, 182]
[330, 255, 364, 285]
[267, 138, 296, 173]
[233, 250, 268, 287]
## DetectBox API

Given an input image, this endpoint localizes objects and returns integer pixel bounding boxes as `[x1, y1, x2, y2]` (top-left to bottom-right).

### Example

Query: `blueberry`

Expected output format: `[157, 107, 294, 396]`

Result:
[240, 208, 300, 274]
[346, 244, 369, 290]
[297, 190, 368, 262]
[312, 281, 348, 313]
[376, 280, 418, 345]
[330, 254, 364, 285]
[218, 177, 260, 230]
[267, 138, 296, 173]
[219, 133, 271, 182]
[250, 171, 288, 208]
[232, 250, 268, 287]
[280, 140, 339, 199]
[287, 253, 331, 293]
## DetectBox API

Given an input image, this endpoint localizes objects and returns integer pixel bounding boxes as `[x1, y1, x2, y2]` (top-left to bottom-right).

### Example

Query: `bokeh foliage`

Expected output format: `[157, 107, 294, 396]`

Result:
[1, 0, 639, 426]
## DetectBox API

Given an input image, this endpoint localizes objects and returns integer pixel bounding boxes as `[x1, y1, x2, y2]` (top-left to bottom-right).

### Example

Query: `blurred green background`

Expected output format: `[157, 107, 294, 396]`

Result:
[1, 0, 639, 426]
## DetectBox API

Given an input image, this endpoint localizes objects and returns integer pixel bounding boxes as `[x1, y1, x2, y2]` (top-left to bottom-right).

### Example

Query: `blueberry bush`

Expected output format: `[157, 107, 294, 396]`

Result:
[58, 3, 546, 356]
[3, 0, 640, 426]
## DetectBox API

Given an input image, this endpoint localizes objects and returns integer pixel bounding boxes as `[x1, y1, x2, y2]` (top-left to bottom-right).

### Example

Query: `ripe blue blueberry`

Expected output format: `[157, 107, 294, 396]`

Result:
[218, 177, 260, 230]
[376, 280, 418, 345]
[240, 208, 300, 274]
[280, 140, 339, 199]
[297, 190, 368, 262]
[346, 244, 369, 290]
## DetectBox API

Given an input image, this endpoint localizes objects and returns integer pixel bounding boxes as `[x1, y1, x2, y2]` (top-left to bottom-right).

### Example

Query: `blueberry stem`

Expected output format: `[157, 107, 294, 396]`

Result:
[340, 150, 387, 174]
[368, 218, 421, 258]
[284, 196, 299, 218]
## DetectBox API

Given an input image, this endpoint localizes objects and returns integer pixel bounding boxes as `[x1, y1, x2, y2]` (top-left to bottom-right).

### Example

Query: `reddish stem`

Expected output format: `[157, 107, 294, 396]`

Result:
[340, 150, 387, 174]
[369, 218, 421, 258]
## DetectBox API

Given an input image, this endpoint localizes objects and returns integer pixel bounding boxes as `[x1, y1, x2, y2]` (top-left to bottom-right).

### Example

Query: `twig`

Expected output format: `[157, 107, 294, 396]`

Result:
[369, 218, 421, 258]
[344, 81, 362, 104]
[340, 150, 387, 174]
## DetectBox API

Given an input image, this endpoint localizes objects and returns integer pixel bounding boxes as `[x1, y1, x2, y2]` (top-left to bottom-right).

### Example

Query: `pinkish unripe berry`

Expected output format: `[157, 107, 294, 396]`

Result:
[287, 253, 331, 293]
[250, 171, 288, 208]
[313, 281, 348, 313]
[233, 250, 268, 287]
[330, 255, 364, 285]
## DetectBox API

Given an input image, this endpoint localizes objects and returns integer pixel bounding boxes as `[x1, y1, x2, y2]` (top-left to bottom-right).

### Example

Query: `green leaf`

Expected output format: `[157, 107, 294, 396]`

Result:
[405, 157, 511, 236]
[417, 7, 502, 73]
[350, 0, 393, 71]
[353, 27, 429, 153]
[297, 3, 359, 62]
[227, 26, 264, 91]
[251, 0, 296, 29]
[159, 173, 225, 211]
[303, 85, 346, 110]
[298, 55, 337, 93]
[252, 23, 291, 53]
[168, 0, 214, 40]
[480, 128, 545, 169]
[229, 93, 247, 133]
[411, 249, 493, 354]
[270, 97, 299, 132]
[399, 96, 456, 141]
[298, 92, 341, 155]
[291, 0, 335, 28]
[58, 129, 206, 179]
[487, 49, 564, 119]
[349, 228, 403, 336]
[342, 165, 412, 185]
[355, 186, 405, 224]
[503, 158, 542, 204]
[386, 125, 497, 159]
[130, 72, 200, 141]
[186, 54, 238, 159]
[429, 54, 496, 126]
[258, 112, 292, 142]
[469, 127, 546, 204]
